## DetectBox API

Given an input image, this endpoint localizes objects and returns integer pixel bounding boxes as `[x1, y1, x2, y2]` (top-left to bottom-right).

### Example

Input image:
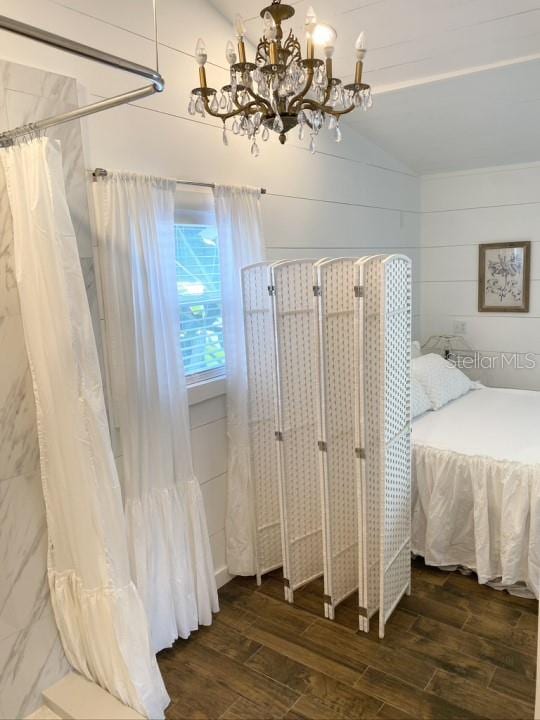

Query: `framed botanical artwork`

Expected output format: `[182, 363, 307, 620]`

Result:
[478, 241, 531, 313]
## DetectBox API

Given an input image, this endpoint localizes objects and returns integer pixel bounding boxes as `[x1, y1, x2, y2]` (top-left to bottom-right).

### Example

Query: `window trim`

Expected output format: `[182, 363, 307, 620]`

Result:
[187, 374, 226, 406]
[186, 366, 226, 387]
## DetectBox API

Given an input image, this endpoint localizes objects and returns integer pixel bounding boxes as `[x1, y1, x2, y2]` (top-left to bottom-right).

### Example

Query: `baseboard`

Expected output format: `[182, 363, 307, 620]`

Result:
[215, 564, 234, 589]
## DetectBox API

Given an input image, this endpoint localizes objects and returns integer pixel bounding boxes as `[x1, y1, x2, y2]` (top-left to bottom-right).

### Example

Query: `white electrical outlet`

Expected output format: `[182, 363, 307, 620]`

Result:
[453, 320, 467, 334]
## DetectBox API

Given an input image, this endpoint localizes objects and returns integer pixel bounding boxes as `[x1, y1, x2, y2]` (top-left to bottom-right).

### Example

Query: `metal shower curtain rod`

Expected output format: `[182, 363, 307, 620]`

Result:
[0, 14, 165, 145]
[92, 168, 267, 195]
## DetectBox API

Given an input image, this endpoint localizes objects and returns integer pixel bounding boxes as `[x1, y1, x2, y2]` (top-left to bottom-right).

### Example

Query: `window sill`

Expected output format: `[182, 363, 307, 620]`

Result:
[187, 375, 227, 406]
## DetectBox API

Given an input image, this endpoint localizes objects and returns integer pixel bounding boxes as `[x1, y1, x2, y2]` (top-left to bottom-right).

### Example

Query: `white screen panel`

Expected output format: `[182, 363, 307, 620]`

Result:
[355, 255, 386, 632]
[272, 260, 323, 600]
[242, 263, 282, 581]
[315, 259, 359, 619]
[379, 255, 412, 638]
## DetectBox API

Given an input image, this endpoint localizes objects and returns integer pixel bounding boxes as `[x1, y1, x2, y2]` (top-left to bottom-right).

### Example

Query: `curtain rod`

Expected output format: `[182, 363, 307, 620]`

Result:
[92, 168, 267, 194]
[0, 13, 164, 145]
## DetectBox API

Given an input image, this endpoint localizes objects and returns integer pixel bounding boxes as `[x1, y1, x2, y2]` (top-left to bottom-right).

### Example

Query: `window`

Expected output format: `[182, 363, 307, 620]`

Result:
[175, 223, 225, 383]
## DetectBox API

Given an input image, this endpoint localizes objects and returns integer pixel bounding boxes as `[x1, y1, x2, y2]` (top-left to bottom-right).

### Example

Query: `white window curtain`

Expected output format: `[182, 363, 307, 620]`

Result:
[93, 172, 219, 653]
[0, 138, 169, 719]
[213, 185, 265, 576]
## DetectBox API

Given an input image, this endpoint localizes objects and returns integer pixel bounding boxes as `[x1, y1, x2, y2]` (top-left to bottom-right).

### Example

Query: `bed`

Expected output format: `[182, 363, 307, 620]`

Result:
[411, 382, 540, 598]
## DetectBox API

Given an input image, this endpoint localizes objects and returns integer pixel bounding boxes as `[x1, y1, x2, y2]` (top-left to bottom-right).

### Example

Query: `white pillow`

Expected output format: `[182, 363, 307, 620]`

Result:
[411, 377, 432, 418]
[412, 353, 476, 410]
[411, 341, 422, 359]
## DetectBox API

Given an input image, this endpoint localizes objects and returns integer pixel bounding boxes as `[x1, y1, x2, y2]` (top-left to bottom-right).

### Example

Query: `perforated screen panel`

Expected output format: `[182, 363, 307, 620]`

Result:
[355, 256, 385, 632]
[272, 261, 323, 599]
[315, 259, 360, 618]
[242, 263, 282, 581]
[379, 256, 412, 638]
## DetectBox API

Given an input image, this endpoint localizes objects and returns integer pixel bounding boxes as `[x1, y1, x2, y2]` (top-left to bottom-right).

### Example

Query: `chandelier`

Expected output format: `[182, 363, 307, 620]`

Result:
[188, 0, 372, 156]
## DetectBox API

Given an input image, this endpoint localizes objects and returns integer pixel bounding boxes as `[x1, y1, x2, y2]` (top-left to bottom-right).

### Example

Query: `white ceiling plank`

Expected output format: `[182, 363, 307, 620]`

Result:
[349, 59, 540, 173]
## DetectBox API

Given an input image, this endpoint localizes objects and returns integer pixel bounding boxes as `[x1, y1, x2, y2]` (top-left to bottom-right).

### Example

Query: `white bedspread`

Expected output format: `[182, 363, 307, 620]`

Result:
[412, 387, 540, 596]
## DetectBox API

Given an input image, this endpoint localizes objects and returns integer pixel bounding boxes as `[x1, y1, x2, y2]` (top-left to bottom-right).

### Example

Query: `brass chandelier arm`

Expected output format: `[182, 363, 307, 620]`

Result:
[297, 98, 357, 117]
[203, 97, 267, 121]
[244, 86, 274, 114]
[229, 86, 272, 116]
[328, 103, 359, 118]
[231, 88, 248, 111]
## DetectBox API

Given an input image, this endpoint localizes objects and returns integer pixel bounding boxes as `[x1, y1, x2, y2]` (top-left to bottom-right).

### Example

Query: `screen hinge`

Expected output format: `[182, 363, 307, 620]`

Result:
[355, 447, 366, 459]
[275, 431, 284, 442]
[267, 285, 276, 296]
[313, 285, 322, 297]
[318, 440, 328, 452]
[354, 285, 364, 298]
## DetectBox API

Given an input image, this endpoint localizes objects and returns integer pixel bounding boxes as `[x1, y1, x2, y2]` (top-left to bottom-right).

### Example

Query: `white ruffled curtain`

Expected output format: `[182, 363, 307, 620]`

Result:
[0, 138, 169, 718]
[93, 172, 219, 653]
[213, 185, 265, 576]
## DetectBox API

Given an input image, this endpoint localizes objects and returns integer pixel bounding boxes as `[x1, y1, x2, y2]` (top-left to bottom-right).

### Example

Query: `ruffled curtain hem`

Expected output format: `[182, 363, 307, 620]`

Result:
[49, 570, 170, 719]
[125, 480, 220, 653]
[413, 443, 540, 598]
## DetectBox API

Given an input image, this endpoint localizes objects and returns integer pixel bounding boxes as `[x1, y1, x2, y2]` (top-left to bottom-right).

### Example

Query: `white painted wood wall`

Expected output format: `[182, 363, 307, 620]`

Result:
[420, 161, 540, 390]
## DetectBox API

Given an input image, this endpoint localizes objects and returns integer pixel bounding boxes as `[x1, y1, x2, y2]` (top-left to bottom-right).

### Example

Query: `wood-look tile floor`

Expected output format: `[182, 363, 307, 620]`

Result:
[158, 558, 538, 719]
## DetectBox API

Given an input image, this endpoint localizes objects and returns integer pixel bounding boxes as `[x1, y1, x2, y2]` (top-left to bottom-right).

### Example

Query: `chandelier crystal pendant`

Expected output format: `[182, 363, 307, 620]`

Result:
[187, 0, 372, 155]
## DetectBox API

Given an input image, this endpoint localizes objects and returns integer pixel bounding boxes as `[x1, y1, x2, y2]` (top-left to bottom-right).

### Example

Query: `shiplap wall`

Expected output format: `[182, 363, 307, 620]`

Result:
[0, 0, 420, 584]
[420, 162, 540, 390]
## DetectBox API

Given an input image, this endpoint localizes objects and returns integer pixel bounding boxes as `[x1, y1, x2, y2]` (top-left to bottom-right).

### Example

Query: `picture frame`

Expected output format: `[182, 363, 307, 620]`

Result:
[478, 241, 531, 313]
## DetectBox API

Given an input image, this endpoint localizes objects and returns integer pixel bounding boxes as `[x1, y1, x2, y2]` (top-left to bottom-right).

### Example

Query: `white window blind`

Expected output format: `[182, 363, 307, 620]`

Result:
[175, 223, 225, 383]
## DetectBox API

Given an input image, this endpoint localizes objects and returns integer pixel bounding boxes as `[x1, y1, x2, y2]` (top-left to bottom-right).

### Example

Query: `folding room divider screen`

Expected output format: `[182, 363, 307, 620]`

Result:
[241, 254, 412, 637]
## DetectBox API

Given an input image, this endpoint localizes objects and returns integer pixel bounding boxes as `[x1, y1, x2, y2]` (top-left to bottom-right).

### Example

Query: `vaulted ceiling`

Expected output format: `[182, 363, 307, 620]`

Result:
[209, 0, 540, 173]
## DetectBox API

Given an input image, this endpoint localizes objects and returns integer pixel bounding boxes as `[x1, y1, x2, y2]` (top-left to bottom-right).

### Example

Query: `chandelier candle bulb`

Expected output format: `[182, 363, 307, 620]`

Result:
[195, 38, 208, 65]
[312, 23, 337, 49]
[188, 0, 372, 152]
[355, 31, 367, 59]
[305, 6, 318, 28]
[234, 13, 247, 62]
[305, 6, 317, 59]
[226, 40, 237, 65]
[263, 11, 279, 63]
[234, 13, 247, 38]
